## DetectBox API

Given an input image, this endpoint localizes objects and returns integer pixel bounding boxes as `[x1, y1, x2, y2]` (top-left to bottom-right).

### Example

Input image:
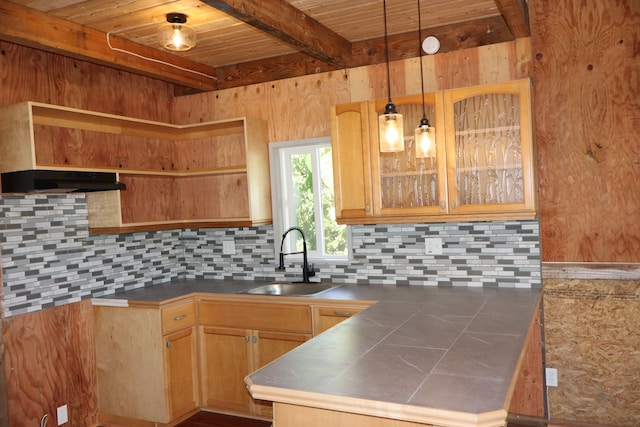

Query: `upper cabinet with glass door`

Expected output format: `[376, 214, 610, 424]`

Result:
[330, 78, 537, 225]
[443, 79, 537, 218]
[369, 92, 448, 218]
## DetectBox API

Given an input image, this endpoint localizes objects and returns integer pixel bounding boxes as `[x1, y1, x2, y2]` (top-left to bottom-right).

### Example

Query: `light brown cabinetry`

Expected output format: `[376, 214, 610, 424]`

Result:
[198, 299, 312, 417]
[331, 79, 537, 224]
[0, 101, 271, 233]
[94, 299, 198, 425]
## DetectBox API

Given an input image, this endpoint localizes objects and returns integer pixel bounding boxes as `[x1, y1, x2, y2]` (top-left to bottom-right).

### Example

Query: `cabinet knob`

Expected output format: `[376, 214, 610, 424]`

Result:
[451, 202, 456, 209]
[440, 201, 446, 210]
[245, 336, 250, 343]
[252, 335, 258, 344]
[166, 341, 172, 348]
[365, 204, 370, 212]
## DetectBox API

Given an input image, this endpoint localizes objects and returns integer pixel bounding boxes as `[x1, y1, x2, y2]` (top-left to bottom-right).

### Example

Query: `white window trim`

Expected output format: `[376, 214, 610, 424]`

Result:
[268, 137, 350, 264]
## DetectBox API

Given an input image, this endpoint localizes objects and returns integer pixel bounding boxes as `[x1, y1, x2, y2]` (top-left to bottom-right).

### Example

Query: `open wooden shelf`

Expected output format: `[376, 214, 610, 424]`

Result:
[0, 101, 272, 233]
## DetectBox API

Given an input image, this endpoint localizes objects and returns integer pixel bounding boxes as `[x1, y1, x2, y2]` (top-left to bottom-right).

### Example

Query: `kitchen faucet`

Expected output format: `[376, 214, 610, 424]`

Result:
[277, 226, 316, 283]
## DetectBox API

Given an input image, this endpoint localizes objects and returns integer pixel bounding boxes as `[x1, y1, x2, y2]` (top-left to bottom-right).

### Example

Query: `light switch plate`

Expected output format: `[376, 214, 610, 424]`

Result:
[57, 405, 68, 425]
[222, 240, 236, 255]
[425, 237, 443, 255]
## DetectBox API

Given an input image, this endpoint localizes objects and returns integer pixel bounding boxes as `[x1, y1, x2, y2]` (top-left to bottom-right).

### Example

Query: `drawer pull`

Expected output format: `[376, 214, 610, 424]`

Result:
[333, 311, 353, 317]
[173, 314, 187, 321]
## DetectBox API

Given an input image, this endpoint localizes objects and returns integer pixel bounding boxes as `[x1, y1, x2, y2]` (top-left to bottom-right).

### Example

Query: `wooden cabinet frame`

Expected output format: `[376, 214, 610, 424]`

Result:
[331, 79, 538, 225]
[0, 102, 271, 233]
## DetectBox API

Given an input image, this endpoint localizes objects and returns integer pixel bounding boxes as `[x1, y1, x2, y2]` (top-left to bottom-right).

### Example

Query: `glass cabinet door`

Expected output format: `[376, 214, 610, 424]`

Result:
[370, 92, 448, 217]
[444, 79, 536, 215]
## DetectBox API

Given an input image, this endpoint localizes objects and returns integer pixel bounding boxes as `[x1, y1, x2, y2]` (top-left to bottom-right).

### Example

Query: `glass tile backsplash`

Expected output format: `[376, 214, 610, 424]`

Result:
[0, 194, 540, 317]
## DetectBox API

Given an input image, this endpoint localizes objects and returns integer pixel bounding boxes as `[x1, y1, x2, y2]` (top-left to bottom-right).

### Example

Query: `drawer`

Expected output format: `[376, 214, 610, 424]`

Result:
[198, 300, 311, 333]
[161, 300, 196, 335]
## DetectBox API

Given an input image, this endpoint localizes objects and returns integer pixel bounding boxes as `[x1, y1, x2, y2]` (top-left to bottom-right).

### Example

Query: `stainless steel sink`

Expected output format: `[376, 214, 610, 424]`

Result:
[244, 282, 335, 296]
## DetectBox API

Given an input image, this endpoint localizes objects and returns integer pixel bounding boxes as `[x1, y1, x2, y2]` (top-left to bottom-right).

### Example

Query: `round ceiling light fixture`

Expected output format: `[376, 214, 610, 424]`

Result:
[159, 12, 196, 52]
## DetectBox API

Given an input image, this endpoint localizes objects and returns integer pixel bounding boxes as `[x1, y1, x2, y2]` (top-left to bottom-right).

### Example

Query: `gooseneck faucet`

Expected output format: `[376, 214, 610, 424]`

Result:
[277, 226, 316, 283]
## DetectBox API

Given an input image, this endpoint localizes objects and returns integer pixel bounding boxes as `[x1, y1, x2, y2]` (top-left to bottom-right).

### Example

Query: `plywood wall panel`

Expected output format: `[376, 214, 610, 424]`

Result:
[3, 301, 98, 426]
[0, 42, 51, 104]
[531, 0, 640, 262]
[45, 54, 175, 122]
[543, 279, 640, 426]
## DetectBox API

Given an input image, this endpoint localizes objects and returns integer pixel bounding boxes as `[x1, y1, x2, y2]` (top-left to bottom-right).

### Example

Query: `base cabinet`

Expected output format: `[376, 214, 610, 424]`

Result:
[198, 299, 312, 418]
[200, 326, 310, 417]
[94, 300, 198, 425]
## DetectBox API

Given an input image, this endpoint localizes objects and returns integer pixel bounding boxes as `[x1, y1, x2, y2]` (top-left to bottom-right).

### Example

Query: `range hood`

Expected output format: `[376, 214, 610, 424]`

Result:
[1, 170, 126, 193]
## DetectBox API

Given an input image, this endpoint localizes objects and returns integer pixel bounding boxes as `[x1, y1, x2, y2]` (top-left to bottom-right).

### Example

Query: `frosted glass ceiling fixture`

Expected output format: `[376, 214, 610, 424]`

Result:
[415, 0, 436, 158]
[378, 0, 404, 153]
[159, 13, 196, 52]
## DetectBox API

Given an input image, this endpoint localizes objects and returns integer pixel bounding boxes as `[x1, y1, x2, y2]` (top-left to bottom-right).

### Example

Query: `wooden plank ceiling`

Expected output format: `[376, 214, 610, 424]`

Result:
[0, 0, 529, 92]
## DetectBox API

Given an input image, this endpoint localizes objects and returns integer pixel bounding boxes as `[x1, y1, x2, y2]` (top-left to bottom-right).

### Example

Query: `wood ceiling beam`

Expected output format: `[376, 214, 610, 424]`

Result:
[494, 0, 531, 37]
[0, 1, 217, 92]
[215, 16, 514, 90]
[202, 0, 352, 68]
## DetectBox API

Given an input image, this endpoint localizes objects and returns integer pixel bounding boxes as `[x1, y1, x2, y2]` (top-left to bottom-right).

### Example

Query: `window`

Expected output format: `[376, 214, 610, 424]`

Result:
[269, 137, 348, 262]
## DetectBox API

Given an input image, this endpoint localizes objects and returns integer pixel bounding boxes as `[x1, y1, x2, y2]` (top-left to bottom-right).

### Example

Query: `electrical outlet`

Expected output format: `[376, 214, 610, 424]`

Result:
[57, 404, 68, 425]
[545, 367, 558, 387]
[222, 240, 236, 255]
[424, 237, 443, 255]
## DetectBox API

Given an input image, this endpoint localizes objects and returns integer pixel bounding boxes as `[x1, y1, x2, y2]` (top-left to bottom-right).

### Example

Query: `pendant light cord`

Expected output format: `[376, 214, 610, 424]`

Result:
[383, 0, 392, 104]
[418, 0, 428, 121]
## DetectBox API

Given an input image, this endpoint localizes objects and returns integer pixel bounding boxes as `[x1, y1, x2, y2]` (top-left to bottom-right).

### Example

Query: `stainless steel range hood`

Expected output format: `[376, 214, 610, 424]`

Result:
[1, 170, 126, 193]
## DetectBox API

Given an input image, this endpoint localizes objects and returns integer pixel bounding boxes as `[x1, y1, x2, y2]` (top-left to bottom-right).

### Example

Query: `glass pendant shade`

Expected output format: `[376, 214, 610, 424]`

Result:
[415, 117, 436, 158]
[379, 103, 405, 152]
[159, 13, 196, 51]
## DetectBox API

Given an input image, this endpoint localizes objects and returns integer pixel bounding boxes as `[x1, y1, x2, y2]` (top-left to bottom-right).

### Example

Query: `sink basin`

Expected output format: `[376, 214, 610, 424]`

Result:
[244, 282, 335, 296]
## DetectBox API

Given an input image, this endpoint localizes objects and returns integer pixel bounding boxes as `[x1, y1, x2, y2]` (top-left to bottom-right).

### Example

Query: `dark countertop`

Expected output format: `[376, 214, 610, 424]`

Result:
[95, 278, 542, 427]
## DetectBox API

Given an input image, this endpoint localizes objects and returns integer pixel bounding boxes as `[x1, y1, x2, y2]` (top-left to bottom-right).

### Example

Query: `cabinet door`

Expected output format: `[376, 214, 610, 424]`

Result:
[200, 326, 252, 413]
[369, 93, 448, 217]
[164, 326, 199, 419]
[443, 79, 537, 216]
[251, 330, 312, 417]
[331, 102, 373, 222]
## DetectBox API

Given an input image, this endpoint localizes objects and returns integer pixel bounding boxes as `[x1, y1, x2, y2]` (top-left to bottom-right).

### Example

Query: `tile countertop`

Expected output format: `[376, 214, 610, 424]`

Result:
[95, 279, 542, 427]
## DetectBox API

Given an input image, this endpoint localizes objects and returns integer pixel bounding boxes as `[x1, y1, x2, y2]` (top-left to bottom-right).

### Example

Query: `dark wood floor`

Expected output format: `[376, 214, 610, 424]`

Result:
[176, 412, 271, 427]
[177, 411, 539, 427]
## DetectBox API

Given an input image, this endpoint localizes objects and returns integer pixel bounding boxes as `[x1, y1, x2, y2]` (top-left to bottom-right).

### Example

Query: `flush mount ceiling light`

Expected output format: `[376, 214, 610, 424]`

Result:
[159, 12, 196, 52]
[415, 0, 436, 158]
[378, 0, 404, 153]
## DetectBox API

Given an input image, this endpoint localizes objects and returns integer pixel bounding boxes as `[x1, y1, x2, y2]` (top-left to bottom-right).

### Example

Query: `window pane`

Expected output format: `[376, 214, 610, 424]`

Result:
[290, 152, 316, 251]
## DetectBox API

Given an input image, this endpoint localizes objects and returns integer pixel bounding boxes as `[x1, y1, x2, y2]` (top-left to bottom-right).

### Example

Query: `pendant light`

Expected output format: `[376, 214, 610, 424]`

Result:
[415, 0, 436, 158]
[159, 13, 196, 52]
[378, 0, 404, 152]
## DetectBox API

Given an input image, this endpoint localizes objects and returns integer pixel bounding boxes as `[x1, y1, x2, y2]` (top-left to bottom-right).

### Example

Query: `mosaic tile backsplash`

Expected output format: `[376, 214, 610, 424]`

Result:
[0, 194, 540, 317]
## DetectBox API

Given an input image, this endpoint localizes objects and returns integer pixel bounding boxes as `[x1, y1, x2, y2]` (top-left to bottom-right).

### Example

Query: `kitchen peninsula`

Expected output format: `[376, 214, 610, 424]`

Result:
[96, 279, 542, 427]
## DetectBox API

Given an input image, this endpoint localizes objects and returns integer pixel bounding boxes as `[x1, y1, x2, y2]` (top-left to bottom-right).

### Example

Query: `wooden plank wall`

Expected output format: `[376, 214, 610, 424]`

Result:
[530, 0, 640, 263]
[172, 39, 532, 139]
[0, 41, 176, 426]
